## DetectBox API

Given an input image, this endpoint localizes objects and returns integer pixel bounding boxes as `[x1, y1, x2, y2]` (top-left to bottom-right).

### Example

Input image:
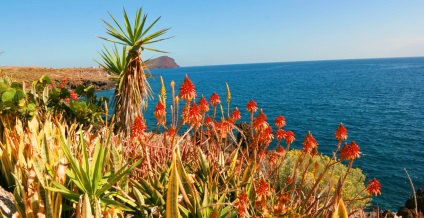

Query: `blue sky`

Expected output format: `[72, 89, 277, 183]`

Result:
[1, 1, 424, 67]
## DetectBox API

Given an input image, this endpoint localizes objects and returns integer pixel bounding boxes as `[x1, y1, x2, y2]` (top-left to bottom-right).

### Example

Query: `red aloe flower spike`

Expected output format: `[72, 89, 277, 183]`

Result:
[253, 109, 269, 130]
[214, 119, 233, 138]
[339, 141, 361, 160]
[234, 189, 249, 217]
[284, 130, 295, 145]
[181, 105, 190, 124]
[179, 74, 196, 101]
[367, 178, 381, 196]
[231, 107, 241, 121]
[168, 125, 176, 138]
[246, 99, 258, 113]
[204, 116, 213, 126]
[302, 131, 318, 153]
[274, 115, 286, 129]
[258, 149, 266, 161]
[258, 126, 273, 144]
[188, 102, 202, 126]
[269, 154, 278, 166]
[154, 101, 166, 124]
[130, 115, 146, 139]
[198, 95, 209, 113]
[276, 146, 285, 155]
[275, 129, 286, 142]
[209, 92, 220, 106]
[59, 83, 65, 89]
[255, 177, 270, 197]
[335, 123, 348, 142]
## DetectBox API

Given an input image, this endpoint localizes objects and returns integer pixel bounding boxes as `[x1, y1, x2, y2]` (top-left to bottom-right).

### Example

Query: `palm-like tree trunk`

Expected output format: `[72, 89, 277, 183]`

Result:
[114, 52, 152, 135]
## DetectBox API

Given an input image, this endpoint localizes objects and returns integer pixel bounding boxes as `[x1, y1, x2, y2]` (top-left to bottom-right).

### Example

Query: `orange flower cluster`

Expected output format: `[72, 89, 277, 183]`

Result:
[234, 189, 250, 217]
[198, 95, 209, 113]
[167, 125, 176, 138]
[70, 90, 78, 100]
[209, 92, 220, 106]
[284, 131, 295, 145]
[258, 126, 274, 144]
[130, 115, 146, 139]
[274, 115, 286, 129]
[179, 75, 196, 101]
[188, 103, 202, 126]
[339, 141, 361, 160]
[274, 194, 290, 216]
[275, 129, 285, 141]
[276, 146, 285, 155]
[255, 177, 270, 197]
[302, 131, 318, 153]
[154, 101, 166, 124]
[214, 119, 233, 138]
[335, 123, 348, 142]
[246, 99, 258, 113]
[182, 103, 202, 126]
[231, 107, 241, 121]
[59, 77, 67, 89]
[253, 109, 269, 131]
[269, 153, 278, 166]
[367, 178, 381, 196]
[204, 116, 213, 126]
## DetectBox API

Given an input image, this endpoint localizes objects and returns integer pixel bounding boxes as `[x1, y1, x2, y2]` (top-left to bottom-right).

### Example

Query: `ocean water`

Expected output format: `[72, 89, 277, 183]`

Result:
[98, 57, 424, 210]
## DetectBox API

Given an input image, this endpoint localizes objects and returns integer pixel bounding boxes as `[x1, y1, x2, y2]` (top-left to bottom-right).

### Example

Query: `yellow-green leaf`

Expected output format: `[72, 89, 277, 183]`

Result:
[166, 153, 180, 218]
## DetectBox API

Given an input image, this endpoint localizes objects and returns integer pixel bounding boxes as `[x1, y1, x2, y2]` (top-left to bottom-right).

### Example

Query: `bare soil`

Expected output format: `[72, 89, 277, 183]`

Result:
[0, 66, 116, 90]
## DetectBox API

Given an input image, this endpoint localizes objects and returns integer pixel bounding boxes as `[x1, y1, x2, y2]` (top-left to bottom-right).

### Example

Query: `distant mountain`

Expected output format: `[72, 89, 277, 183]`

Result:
[146, 56, 180, 69]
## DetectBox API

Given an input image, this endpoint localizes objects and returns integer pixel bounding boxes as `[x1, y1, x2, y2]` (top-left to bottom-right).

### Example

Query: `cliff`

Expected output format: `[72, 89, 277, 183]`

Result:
[146, 56, 180, 69]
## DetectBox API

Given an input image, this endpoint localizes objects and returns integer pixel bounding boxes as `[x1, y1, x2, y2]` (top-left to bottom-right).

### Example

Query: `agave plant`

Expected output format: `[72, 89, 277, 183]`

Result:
[99, 8, 171, 135]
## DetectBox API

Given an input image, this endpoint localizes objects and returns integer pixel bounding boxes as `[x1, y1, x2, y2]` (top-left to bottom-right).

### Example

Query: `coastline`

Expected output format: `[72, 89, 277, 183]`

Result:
[0, 66, 116, 90]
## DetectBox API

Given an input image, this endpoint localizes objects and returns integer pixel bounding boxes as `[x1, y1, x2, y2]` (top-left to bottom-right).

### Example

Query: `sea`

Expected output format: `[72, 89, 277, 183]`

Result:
[97, 57, 424, 210]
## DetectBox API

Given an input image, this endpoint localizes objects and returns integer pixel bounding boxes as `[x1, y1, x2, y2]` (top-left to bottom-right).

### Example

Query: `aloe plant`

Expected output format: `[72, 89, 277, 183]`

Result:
[47, 125, 142, 216]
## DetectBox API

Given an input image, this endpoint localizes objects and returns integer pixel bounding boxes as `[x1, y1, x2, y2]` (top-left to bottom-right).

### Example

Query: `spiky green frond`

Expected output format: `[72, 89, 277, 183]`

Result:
[100, 8, 171, 54]
[96, 45, 128, 76]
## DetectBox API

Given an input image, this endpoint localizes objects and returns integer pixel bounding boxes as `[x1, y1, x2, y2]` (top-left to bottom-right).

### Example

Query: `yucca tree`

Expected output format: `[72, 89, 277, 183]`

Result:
[99, 8, 171, 135]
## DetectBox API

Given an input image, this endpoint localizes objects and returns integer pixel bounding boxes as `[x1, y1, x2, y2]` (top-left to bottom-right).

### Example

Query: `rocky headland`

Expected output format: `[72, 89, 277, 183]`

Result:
[146, 56, 180, 69]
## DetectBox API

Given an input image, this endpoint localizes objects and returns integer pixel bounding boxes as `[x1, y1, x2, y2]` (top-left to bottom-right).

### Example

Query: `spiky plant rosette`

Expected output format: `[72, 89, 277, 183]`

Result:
[98, 8, 171, 135]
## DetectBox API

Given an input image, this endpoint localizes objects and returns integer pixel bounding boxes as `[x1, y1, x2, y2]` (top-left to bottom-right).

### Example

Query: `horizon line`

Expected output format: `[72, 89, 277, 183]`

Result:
[1, 55, 423, 69]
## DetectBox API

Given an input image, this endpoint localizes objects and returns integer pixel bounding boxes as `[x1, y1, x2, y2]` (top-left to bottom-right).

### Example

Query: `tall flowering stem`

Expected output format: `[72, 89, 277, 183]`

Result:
[333, 123, 348, 160]
[179, 74, 196, 103]
[302, 131, 318, 154]
[210, 92, 220, 120]
[226, 83, 231, 118]
[170, 81, 177, 126]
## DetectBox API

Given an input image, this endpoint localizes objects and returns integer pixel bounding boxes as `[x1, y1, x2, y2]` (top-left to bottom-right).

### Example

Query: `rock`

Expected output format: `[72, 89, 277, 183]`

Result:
[0, 185, 17, 217]
[236, 122, 251, 148]
[397, 207, 415, 218]
[146, 56, 180, 69]
[397, 188, 424, 217]
[380, 209, 397, 218]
